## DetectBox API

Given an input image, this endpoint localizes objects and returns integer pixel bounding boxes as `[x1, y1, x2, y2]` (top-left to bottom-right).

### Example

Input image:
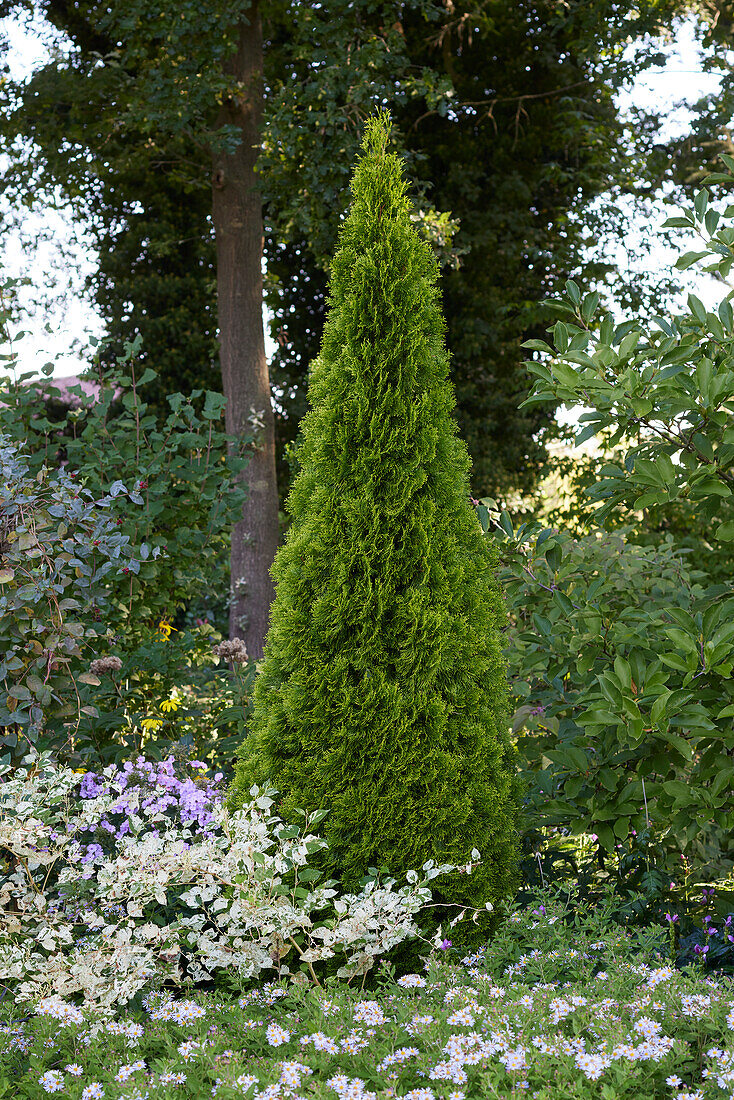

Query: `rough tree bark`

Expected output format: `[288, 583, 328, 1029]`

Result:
[212, 0, 278, 659]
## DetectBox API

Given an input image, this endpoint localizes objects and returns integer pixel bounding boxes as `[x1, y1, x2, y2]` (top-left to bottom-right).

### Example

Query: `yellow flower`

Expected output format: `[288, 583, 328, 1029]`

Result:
[156, 619, 174, 641]
[160, 697, 180, 714]
[141, 717, 163, 732]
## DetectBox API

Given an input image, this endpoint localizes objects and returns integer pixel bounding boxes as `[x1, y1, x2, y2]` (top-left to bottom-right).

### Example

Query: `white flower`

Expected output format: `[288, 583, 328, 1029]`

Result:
[37, 996, 84, 1026]
[266, 1023, 291, 1047]
[681, 995, 711, 1018]
[634, 1016, 662, 1037]
[447, 1008, 475, 1027]
[575, 1052, 611, 1080]
[236, 1074, 259, 1091]
[353, 1001, 386, 1026]
[397, 974, 427, 989]
[39, 1071, 64, 1093]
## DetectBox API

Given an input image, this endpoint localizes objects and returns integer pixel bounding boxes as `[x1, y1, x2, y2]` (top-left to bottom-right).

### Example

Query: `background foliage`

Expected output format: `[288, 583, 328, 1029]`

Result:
[490, 165, 734, 889]
[0, 300, 255, 767]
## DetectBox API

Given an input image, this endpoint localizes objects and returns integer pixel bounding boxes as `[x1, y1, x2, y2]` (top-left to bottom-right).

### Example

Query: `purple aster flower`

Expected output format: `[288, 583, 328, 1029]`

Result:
[79, 773, 107, 799]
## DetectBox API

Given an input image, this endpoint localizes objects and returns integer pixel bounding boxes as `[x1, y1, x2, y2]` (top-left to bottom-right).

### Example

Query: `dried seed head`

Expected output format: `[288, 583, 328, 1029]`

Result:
[212, 638, 249, 665]
[89, 655, 123, 675]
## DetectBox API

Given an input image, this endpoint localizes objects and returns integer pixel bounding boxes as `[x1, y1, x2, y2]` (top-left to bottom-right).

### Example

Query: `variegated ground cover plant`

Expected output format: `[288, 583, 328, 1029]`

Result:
[0, 755, 481, 1012]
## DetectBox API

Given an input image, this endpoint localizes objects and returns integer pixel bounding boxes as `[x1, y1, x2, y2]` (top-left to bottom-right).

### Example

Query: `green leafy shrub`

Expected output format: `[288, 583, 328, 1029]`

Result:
[0, 335, 248, 643]
[498, 161, 734, 882]
[523, 182, 734, 530]
[72, 624, 256, 770]
[484, 513, 734, 871]
[0, 303, 253, 766]
[231, 114, 520, 940]
[0, 437, 144, 760]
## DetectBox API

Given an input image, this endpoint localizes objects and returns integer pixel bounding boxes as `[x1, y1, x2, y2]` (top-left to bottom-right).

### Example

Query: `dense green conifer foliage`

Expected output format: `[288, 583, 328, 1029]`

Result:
[231, 114, 519, 933]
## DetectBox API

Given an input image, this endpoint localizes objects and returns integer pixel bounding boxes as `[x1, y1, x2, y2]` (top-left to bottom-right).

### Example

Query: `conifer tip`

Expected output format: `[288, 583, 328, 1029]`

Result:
[361, 110, 393, 157]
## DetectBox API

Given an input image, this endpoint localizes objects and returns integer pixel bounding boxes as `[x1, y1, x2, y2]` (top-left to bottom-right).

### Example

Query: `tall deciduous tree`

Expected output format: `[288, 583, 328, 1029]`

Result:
[231, 115, 520, 935]
[1, 0, 277, 657]
[212, 7, 277, 650]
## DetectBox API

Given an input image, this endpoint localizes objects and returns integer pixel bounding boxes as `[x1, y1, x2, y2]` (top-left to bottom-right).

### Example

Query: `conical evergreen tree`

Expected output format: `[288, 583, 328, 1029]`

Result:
[231, 113, 519, 935]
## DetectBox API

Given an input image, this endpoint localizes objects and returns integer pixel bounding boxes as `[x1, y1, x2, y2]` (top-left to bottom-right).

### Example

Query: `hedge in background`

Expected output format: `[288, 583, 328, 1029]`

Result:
[231, 113, 519, 938]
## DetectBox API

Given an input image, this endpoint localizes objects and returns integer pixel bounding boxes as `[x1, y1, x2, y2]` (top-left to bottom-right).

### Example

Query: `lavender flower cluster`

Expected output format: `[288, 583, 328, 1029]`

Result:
[77, 757, 224, 856]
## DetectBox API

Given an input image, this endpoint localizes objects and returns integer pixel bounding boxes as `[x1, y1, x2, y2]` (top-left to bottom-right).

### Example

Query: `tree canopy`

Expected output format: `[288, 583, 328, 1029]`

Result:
[1, 0, 696, 504]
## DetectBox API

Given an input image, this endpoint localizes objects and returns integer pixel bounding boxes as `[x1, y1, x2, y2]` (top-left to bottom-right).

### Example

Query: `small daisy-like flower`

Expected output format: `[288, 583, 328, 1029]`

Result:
[178, 1040, 202, 1060]
[340, 1028, 370, 1054]
[150, 999, 206, 1025]
[65, 1064, 83, 1077]
[405, 1014, 434, 1036]
[634, 1017, 662, 1038]
[397, 975, 427, 989]
[501, 1048, 527, 1073]
[301, 1032, 338, 1054]
[325, 1074, 378, 1099]
[575, 1052, 610, 1080]
[666, 1077, 683, 1087]
[429, 1061, 467, 1085]
[279, 1060, 313, 1090]
[37, 996, 84, 1027]
[681, 995, 711, 1018]
[235, 1074, 258, 1091]
[377, 1047, 419, 1072]
[266, 1022, 291, 1047]
[353, 1001, 386, 1026]
[106, 1020, 145, 1042]
[81, 1084, 105, 1100]
[158, 1071, 187, 1084]
[39, 1071, 64, 1094]
[114, 1060, 147, 1083]
[447, 1008, 475, 1027]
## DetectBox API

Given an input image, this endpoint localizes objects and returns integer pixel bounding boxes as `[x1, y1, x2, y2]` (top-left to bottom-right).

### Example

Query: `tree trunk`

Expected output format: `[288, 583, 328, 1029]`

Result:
[212, 1, 278, 660]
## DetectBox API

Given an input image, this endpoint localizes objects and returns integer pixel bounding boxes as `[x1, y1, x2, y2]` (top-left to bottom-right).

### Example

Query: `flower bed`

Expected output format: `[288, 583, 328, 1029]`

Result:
[1, 897, 733, 1099]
